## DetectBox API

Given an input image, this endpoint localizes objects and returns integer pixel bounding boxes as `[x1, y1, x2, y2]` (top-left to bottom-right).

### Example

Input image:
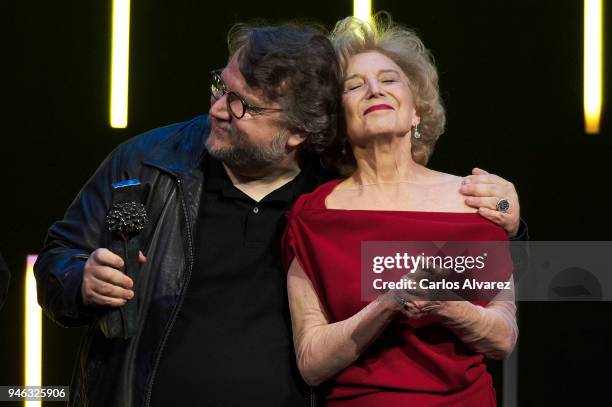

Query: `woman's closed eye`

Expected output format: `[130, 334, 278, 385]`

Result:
[344, 80, 364, 92]
[343, 73, 400, 93]
[379, 73, 400, 84]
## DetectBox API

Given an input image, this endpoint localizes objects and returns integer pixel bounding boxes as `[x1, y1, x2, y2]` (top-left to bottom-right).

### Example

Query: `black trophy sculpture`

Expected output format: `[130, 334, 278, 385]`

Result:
[101, 179, 148, 339]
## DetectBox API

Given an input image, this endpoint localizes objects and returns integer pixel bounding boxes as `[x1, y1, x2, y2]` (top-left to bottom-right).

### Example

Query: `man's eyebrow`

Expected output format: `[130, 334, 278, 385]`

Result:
[220, 70, 263, 105]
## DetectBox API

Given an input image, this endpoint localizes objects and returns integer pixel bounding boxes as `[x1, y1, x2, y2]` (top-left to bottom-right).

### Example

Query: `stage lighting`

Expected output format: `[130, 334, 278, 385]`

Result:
[353, 0, 372, 22]
[110, 0, 131, 128]
[25, 255, 41, 407]
[584, 0, 603, 134]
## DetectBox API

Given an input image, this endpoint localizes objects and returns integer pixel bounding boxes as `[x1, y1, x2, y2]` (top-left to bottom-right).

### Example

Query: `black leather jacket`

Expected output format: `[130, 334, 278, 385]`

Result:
[35, 115, 213, 407]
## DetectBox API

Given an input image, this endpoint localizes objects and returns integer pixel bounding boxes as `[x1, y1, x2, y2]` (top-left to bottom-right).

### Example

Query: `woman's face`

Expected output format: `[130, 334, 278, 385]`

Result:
[342, 51, 420, 145]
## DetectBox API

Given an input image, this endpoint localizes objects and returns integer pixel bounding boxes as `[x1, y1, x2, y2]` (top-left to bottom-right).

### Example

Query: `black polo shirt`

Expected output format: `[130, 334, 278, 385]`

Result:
[151, 155, 318, 407]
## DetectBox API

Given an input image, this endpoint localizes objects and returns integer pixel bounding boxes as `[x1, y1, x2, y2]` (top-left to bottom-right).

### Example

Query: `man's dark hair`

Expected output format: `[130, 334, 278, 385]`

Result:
[227, 21, 342, 154]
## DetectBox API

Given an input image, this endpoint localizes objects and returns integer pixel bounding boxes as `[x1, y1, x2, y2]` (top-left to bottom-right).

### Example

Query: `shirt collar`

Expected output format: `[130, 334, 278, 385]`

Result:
[204, 155, 319, 203]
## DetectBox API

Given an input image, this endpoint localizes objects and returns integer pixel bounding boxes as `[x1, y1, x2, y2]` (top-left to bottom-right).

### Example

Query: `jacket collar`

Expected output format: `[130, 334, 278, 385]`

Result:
[143, 115, 210, 178]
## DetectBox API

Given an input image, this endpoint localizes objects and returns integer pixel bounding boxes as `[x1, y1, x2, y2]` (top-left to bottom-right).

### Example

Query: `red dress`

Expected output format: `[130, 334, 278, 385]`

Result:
[283, 179, 510, 407]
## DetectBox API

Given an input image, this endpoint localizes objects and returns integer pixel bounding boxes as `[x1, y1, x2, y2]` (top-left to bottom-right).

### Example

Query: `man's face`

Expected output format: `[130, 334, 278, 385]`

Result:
[207, 54, 299, 171]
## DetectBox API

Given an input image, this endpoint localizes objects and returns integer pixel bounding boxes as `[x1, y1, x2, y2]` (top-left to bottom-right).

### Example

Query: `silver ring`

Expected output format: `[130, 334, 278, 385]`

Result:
[393, 292, 409, 307]
[496, 198, 510, 213]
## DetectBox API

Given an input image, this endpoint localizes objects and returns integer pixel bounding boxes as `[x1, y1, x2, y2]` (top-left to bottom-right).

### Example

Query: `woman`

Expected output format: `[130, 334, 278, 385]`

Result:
[283, 16, 518, 406]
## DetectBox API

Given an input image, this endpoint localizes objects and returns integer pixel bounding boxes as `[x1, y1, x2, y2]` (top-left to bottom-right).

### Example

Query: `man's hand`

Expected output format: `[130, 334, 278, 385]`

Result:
[81, 248, 146, 307]
[460, 168, 520, 237]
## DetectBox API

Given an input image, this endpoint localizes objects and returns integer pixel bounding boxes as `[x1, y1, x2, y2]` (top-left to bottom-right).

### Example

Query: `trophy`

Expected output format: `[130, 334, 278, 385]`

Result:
[100, 179, 148, 339]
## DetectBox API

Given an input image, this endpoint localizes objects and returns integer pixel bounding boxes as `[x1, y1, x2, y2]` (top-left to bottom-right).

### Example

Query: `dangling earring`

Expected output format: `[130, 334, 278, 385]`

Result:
[412, 123, 421, 139]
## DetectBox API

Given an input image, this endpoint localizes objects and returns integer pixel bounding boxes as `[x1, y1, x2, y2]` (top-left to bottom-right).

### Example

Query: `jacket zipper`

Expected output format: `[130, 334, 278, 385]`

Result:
[143, 177, 195, 407]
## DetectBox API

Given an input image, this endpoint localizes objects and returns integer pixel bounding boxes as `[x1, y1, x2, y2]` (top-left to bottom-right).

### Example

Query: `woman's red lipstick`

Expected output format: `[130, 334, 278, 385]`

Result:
[364, 104, 394, 115]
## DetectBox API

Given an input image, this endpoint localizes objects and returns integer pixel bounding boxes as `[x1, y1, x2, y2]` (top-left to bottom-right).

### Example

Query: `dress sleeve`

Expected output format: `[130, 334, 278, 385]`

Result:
[282, 194, 338, 323]
[282, 194, 308, 273]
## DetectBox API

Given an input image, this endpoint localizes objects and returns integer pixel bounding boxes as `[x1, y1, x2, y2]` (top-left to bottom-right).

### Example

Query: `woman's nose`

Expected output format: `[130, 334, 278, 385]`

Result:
[365, 79, 383, 98]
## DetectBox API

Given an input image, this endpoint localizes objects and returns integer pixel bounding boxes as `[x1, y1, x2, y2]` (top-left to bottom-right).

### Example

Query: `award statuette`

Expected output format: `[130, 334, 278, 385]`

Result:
[100, 179, 148, 339]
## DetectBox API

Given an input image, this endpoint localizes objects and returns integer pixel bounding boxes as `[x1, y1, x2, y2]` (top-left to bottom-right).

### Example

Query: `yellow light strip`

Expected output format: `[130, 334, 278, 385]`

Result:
[25, 255, 41, 407]
[584, 0, 603, 134]
[353, 0, 372, 22]
[110, 0, 131, 128]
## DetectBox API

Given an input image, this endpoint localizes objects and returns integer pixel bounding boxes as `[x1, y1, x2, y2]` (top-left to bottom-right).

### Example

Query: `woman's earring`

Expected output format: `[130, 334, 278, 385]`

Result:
[412, 124, 421, 139]
[341, 138, 348, 156]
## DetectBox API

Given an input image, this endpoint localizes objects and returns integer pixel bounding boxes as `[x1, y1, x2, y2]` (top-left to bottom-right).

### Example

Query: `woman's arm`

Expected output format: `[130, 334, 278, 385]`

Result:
[287, 258, 400, 386]
[396, 269, 518, 360]
[430, 297, 518, 360]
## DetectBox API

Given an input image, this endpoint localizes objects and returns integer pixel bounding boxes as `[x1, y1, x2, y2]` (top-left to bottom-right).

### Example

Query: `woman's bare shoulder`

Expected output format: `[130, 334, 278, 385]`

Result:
[422, 169, 475, 213]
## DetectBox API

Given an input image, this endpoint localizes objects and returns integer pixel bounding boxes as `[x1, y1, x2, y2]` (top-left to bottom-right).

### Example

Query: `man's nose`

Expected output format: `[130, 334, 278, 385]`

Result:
[209, 94, 231, 121]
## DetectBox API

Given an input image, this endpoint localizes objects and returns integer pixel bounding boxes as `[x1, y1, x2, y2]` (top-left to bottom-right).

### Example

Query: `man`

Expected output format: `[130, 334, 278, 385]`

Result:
[34, 22, 526, 407]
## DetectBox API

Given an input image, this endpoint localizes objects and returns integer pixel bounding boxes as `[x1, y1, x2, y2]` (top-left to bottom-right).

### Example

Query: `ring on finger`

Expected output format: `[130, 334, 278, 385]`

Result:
[496, 198, 510, 213]
[393, 291, 409, 308]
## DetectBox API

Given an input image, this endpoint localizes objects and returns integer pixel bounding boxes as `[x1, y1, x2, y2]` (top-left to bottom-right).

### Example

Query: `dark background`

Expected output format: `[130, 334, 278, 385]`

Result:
[2, 1, 611, 406]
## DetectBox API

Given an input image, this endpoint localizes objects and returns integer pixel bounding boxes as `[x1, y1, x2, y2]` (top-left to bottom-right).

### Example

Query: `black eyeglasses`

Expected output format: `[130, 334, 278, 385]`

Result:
[209, 69, 284, 119]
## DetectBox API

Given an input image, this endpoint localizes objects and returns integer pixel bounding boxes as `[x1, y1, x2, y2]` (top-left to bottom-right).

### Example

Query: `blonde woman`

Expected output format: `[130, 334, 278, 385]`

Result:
[284, 16, 518, 406]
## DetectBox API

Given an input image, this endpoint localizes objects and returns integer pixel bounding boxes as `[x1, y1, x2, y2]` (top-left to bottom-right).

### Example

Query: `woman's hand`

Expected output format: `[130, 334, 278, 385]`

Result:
[397, 300, 442, 319]
[385, 267, 463, 320]
[460, 168, 520, 237]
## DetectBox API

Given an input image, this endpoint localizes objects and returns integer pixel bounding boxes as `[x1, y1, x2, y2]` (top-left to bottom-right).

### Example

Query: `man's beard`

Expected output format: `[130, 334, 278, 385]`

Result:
[206, 125, 289, 171]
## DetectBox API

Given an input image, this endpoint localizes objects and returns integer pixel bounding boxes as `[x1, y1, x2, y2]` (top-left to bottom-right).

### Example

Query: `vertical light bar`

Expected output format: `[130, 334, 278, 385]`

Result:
[110, 0, 131, 128]
[25, 255, 41, 407]
[353, 0, 372, 21]
[584, 0, 603, 134]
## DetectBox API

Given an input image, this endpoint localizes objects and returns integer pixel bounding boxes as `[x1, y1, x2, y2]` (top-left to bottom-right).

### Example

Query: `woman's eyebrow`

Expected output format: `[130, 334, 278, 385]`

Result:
[343, 69, 400, 82]
[343, 74, 362, 82]
[378, 69, 400, 75]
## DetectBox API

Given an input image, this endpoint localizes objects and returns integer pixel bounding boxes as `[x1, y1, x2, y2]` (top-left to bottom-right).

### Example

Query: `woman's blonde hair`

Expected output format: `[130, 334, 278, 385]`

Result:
[326, 13, 446, 174]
